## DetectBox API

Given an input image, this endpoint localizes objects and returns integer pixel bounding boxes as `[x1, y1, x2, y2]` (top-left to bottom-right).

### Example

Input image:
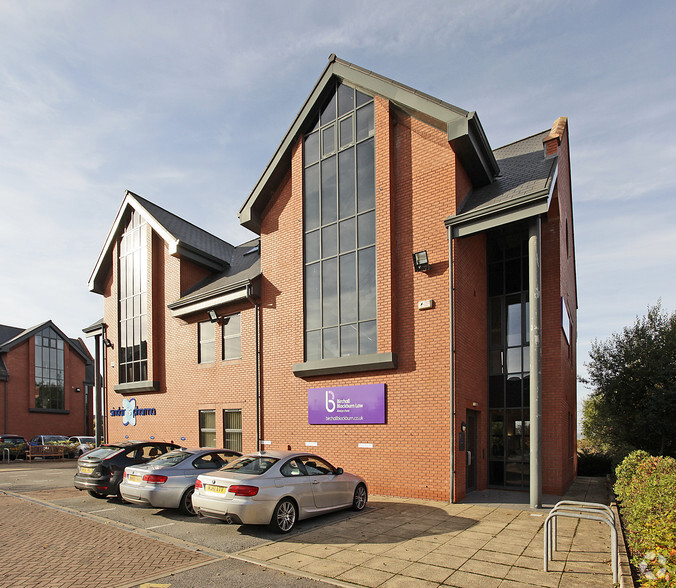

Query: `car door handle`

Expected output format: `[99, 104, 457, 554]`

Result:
[312, 480, 319, 484]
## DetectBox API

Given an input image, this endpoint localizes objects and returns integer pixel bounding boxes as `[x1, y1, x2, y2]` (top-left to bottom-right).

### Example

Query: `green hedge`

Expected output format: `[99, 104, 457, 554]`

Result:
[614, 451, 676, 586]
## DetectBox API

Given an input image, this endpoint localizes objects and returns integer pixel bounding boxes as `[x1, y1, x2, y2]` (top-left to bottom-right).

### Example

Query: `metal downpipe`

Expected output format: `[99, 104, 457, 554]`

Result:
[448, 226, 455, 502]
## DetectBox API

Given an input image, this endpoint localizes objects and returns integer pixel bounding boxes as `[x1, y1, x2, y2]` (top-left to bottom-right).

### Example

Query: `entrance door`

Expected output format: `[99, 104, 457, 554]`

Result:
[466, 410, 478, 491]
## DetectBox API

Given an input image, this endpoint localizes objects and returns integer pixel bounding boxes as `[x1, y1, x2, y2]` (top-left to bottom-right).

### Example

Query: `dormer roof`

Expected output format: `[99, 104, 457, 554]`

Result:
[88, 191, 235, 294]
[238, 54, 500, 234]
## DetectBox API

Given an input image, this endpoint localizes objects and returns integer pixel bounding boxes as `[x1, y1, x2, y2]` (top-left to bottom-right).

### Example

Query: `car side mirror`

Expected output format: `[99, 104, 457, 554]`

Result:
[336, 467, 343, 475]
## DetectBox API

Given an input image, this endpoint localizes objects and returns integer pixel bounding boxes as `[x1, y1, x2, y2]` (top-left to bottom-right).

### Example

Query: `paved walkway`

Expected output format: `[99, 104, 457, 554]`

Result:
[234, 477, 633, 587]
[0, 471, 632, 587]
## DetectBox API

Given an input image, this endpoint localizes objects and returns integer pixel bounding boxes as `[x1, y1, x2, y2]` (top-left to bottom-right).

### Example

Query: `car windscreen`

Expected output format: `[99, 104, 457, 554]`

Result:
[82, 446, 122, 459]
[220, 456, 278, 475]
[148, 450, 192, 467]
[44, 435, 68, 443]
[79, 437, 95, 443]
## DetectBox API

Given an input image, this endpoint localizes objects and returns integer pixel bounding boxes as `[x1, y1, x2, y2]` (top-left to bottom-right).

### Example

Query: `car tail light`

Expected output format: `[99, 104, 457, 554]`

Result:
[229, 485, 259, 496]
[195, 479, 203, 489]
[142, 474, 168, 484]
[123, 471, 126, 479]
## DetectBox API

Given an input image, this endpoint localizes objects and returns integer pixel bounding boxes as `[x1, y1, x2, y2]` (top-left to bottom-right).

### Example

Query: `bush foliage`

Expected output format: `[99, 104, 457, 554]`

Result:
[614, 451, 676, 586]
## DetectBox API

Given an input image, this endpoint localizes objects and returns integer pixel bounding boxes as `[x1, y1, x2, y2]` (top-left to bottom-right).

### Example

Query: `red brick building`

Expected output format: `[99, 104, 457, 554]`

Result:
[89, 56, 576, 505]
[0, 321, 94, 440]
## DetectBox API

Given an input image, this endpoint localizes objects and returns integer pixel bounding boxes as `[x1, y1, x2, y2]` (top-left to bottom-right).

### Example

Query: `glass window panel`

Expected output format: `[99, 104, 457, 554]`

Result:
[490, 411, 505, 458]
[489, 375, 504, 408]
[506, 347, 521, 374]
[506, 258, 521, 293]
[355, 89, 372, 107]
[306, 330, 321, 361]
[141, 360, 148, 381]
[337, 83, 354, 117]
[322, 124, 335, 156]
[304, 163, 320, 230]
[488, 263, 504, 297]
[506, 375, 522, 407]
[338, 147, 355, 219]
[522, 347, 530, 373]
[305, 229, 320, 263]
[57, 350, 64, 370]
[322, 327, 339, 358]
[223, 313, 240, 337]
[358, 247, 376, 320]
[320, 92, 336, 125]
[56, 338, 63, 350]
[356, 102, 374, 141]
[43, 347, 49, 367]
[133, 362, 141, 382]
[489, 350, 502, 375]
[321, 224, 337, 259]
[322, 257, 338, 326]
[340, 324, 358, 357]
[320, 156, 337, 224]
[490, 298, 503, 347]
[507, 301, 521, 346]
[305, 263, 321, 330]
[36, 349, 42, 367]
[339, 253, 357, 323]
[339, 115, 353, 148]
[359, 320, 377, 354]
[304, 131, 319, 167]
[357, 211, 375, 248]
[50, 348, 56, 368]
[225, 335, 241, 361]
[339, 218, 355, 254]
[356, 138, 375, 212]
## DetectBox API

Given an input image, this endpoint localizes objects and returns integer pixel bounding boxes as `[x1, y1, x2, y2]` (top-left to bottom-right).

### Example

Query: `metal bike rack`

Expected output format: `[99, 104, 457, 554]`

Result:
[544, 500, 618, 585]
[2, 448, 10, 463]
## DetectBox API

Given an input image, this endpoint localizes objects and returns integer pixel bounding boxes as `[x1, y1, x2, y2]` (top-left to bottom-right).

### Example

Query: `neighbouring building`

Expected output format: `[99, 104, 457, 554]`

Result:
[0, 321, 94, 440]
[88, 56, 577, 504]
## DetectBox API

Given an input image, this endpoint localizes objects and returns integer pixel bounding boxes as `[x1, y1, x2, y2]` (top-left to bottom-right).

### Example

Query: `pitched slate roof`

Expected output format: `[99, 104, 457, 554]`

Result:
[0, 320, 92, 364]
[447, 128, 559, 237]
[457, 130, 557, 216]
[89, 191, 236, 294]
[0, 324, 24, 346]
[167, 238, 261, 312]
[239, 54, 499, 234]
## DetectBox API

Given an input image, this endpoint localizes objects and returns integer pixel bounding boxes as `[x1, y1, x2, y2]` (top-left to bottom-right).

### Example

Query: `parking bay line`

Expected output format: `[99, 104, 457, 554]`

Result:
[89, 507, 117, 513]
[146, 523, 175, 530]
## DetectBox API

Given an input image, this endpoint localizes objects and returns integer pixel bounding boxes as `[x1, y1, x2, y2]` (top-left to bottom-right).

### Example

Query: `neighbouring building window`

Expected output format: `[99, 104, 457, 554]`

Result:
[34, 327, 65, 410]
[222, 313, 241, 360]
[199, 410, 216, 447]
[118, 209, 148, 383]
[223, 409, 242, 452]
[487, 227, 530, 489]
[198, 320, 215, 364]
[303, 81, 376, 361]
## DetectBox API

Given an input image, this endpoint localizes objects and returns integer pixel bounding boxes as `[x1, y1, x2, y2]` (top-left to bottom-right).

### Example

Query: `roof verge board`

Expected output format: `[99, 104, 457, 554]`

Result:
[238, 54, 499, 234]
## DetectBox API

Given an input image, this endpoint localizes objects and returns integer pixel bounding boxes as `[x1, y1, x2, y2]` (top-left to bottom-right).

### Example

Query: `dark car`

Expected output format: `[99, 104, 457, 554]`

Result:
[0, 434, 28, 460]
[74, 440, 181, 499]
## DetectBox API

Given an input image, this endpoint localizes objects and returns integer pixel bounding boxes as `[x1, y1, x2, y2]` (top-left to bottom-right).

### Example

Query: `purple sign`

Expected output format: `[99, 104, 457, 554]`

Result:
[308, 384, 386, 424]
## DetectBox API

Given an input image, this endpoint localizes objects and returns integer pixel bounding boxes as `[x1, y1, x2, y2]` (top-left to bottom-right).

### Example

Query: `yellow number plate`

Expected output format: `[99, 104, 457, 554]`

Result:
[79, 467, 93, 474]
[205, 484, 228, 494]
[128, 475, 142, 483]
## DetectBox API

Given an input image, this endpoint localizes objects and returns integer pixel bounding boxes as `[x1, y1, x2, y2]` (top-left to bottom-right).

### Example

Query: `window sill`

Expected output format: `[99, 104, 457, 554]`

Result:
[114, 380, 160, 394]
[292, 352, 397, 378]
[29, 408, 69, 414]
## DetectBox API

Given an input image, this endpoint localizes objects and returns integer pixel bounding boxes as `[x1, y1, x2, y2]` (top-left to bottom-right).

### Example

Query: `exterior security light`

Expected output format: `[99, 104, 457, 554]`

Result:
[412, 250, 431, 272]
[103, 338, 113, 348]
[208, 309, 218, 322]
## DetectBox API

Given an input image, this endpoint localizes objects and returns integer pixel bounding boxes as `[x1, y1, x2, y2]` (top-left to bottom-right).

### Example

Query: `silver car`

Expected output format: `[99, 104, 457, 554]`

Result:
[192, 450, 368, 532]
[120, 448, 240, 515]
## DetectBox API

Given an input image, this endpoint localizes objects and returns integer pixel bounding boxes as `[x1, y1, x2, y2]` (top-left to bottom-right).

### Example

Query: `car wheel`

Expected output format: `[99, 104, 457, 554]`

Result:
[269, 498, 297, 533]
[88, 490, 108, 499]
[179, 486, 196, 516]
[352, 484, 367, 511]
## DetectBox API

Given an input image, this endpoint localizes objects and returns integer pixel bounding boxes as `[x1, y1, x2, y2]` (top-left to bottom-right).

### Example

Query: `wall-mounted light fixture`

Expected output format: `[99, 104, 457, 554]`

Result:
[103, 338, 113, 348]
[412, 250, 431, 272]
[208, 309, 219, 322]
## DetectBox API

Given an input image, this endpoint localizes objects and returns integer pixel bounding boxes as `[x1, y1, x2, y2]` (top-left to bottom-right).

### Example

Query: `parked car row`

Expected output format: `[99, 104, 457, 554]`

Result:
[73, 441, 368, 533]
[1, 434, 95, 460]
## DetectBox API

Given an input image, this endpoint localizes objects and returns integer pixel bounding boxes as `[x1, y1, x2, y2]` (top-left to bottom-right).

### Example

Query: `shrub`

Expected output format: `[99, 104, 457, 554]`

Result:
[614, 451, 676, 586]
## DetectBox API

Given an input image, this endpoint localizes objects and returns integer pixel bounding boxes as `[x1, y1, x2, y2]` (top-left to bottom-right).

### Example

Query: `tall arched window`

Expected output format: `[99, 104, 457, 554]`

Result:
[34, 327, 65, 410]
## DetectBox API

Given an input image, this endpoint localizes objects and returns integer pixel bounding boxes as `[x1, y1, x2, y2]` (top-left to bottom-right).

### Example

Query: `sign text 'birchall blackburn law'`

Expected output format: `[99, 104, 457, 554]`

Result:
[308, 383, 386, 424]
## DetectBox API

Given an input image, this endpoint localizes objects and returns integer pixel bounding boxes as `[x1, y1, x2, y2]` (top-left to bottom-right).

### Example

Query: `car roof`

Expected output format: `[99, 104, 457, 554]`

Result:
[246, 450, 324, 460]
[0, 434, 25, 439]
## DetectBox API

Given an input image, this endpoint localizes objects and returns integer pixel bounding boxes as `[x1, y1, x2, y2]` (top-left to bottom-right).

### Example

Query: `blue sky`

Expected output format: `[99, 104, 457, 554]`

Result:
[1, 1, 675, 420]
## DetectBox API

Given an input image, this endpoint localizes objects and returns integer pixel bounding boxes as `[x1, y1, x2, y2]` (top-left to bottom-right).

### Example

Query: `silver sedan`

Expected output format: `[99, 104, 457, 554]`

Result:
[192, 450, 368, 532]
[120, 448, 240, 515]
